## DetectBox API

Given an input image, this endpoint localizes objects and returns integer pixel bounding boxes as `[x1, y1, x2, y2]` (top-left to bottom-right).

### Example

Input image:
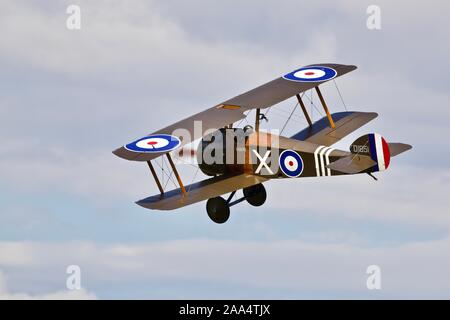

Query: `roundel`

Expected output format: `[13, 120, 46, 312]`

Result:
[279, 150, 304, 178]
[283, 66, 337, 82]
[125, 134, 181, 153]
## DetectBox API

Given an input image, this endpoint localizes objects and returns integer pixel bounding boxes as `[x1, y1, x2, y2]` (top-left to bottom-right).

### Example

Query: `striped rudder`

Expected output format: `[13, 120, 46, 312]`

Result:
[350, 133, 390, 172]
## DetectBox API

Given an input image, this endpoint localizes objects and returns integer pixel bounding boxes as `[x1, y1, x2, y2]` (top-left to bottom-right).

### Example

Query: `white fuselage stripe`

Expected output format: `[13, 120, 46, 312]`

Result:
[314, 146, 326, 176]
[319, 147, 329, 177]
[325, 148, 334, 176]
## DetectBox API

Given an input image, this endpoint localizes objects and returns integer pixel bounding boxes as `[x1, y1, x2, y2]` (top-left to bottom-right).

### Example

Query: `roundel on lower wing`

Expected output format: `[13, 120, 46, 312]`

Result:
[282, 66, 337, 82]
[279, 150, 304, 178]
[124, 134, 181, 153]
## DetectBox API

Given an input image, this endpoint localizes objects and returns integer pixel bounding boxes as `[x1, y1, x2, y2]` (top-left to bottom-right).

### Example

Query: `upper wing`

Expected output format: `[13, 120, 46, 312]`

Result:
[290, 111, 378, 147]
[136, 173, 268, 210]
[113, 63, 357, 161]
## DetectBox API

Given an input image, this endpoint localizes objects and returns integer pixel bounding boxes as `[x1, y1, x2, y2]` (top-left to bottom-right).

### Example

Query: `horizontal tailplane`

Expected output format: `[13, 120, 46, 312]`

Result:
[326, 154, 376, 174]
[388, 143, 412, 157]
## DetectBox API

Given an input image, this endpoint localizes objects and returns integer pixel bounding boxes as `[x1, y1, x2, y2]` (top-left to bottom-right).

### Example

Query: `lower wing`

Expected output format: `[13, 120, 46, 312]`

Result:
[136, 173, 268, 210]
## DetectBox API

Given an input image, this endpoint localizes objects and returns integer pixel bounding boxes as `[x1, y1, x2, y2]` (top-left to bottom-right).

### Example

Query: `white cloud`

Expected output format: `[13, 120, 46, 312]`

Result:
[0, 270, 96, 300]
[0, 242, 35, 266]
[0, 0, 279, 85]
[0, 239, 449, 298]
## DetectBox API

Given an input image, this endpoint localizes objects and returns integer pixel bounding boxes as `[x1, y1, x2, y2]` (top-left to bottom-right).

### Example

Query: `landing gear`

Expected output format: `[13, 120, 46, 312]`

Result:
[243, 183, 266, 207]
[206, 197, 230, 224]
[206, 184, 267, 223]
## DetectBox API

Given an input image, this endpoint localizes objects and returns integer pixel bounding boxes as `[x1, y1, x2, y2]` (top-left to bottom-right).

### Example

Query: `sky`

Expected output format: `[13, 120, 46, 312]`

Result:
[0, 0, 450, 299]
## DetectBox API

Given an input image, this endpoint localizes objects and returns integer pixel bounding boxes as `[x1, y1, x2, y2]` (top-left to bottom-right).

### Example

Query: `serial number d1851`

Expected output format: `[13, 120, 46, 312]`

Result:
[352, 145, 370, 154]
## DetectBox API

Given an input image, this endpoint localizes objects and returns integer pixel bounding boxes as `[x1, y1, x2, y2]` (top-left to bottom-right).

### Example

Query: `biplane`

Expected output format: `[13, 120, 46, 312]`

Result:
[113, 64, 412, 223]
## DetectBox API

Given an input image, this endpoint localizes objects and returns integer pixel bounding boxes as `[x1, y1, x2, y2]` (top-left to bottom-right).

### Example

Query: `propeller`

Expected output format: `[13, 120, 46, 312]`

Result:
[175, 147, 197, 159]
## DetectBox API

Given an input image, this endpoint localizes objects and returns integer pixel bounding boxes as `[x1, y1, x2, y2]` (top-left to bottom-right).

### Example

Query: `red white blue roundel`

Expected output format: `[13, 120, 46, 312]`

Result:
[279, 150, 304, 178]
[125, 134, 181, 153]
[283, 66, 337, 82]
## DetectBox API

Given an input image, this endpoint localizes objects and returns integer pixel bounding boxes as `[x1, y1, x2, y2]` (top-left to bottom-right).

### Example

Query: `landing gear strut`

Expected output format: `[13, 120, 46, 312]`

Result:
[206, 184, 267, 224]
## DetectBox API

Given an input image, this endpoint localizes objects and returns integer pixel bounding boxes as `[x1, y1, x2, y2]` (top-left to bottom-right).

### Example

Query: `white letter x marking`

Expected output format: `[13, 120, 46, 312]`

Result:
[252, 149, 273, 175]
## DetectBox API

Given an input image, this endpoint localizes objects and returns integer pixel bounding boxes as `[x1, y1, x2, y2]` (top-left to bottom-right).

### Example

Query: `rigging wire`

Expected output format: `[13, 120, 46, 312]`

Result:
[163, 155, 179, 188]
[280, 102, 299, 135]
[235, 112, 246, 128]
[155, 157, 178, 190]
[267, 109, 307, 124]
[333, 79, 348, 111]
[236, 110, 250, 128]
[303, 90, 324, 117]
[172, 151, 204, 192]
[173, 155, 199, 168]
[163, 168, 175, 190]
[161, 157, 164, 187]
[187, 167, 200, 193]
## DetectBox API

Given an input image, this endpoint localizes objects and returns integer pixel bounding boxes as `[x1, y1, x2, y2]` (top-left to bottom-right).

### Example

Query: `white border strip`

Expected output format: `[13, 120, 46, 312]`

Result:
[325, 148, 334, 176]
[314, 146, 326, 176]
[374, 134, 386, 171]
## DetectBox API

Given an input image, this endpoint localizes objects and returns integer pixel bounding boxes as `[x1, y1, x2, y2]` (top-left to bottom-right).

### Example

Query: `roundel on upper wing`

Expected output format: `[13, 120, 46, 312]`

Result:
[124, 134, 181, 153]
[283, 66, 337, 82]
[279, 150, 304, 178]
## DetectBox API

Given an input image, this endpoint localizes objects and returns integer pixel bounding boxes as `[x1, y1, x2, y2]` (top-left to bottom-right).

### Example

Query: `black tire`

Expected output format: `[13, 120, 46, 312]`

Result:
[243, 183, 267, 207]
[206, 197, 230, 224]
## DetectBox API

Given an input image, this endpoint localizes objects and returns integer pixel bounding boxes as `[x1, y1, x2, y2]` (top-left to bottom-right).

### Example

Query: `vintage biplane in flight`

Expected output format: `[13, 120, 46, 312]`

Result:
[114, 64, 411, 223]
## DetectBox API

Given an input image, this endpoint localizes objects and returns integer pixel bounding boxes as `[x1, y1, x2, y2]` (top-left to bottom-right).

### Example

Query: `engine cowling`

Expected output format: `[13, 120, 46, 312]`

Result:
[197, 128, 250, 176]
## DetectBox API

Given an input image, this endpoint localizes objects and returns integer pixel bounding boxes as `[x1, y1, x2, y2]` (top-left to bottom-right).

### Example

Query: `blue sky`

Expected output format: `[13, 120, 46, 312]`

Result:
[1, 0, 450, 299]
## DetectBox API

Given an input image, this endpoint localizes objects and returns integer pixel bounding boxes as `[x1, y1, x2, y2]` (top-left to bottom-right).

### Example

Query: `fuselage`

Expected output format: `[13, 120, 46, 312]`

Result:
[197, 128, 352, 179]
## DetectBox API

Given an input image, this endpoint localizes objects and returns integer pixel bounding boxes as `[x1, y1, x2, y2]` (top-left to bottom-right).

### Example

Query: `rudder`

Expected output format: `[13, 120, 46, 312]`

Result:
[350, 133, 390, 172]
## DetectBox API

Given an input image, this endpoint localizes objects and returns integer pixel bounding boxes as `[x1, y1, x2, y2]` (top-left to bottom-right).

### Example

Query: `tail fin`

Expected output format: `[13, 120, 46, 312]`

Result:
[350, 133, 390, 172]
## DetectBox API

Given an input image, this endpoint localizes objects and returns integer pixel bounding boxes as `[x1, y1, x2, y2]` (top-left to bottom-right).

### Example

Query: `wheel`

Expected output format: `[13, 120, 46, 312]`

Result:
[206, 197, 230, 224]
[243, 183, 266, 207]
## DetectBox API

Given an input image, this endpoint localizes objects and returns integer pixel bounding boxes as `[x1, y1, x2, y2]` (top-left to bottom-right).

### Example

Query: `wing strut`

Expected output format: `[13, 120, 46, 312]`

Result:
[255, 108, 261, 132]
[166, 153, 187, 195]
[315, 86, 335, 129]
[296, 94, 313, 127]
[146, 161, 164, 195]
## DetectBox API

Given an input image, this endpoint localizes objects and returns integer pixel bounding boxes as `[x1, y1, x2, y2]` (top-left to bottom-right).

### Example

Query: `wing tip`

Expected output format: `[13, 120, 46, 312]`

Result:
[112, 147, 122, 157]
[112, 146, 161, 162]
[112, 146, 131, 160]
[135, 199, 147, 208]
[135, 198, 158, 210]
[368, 111, 379, 119]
